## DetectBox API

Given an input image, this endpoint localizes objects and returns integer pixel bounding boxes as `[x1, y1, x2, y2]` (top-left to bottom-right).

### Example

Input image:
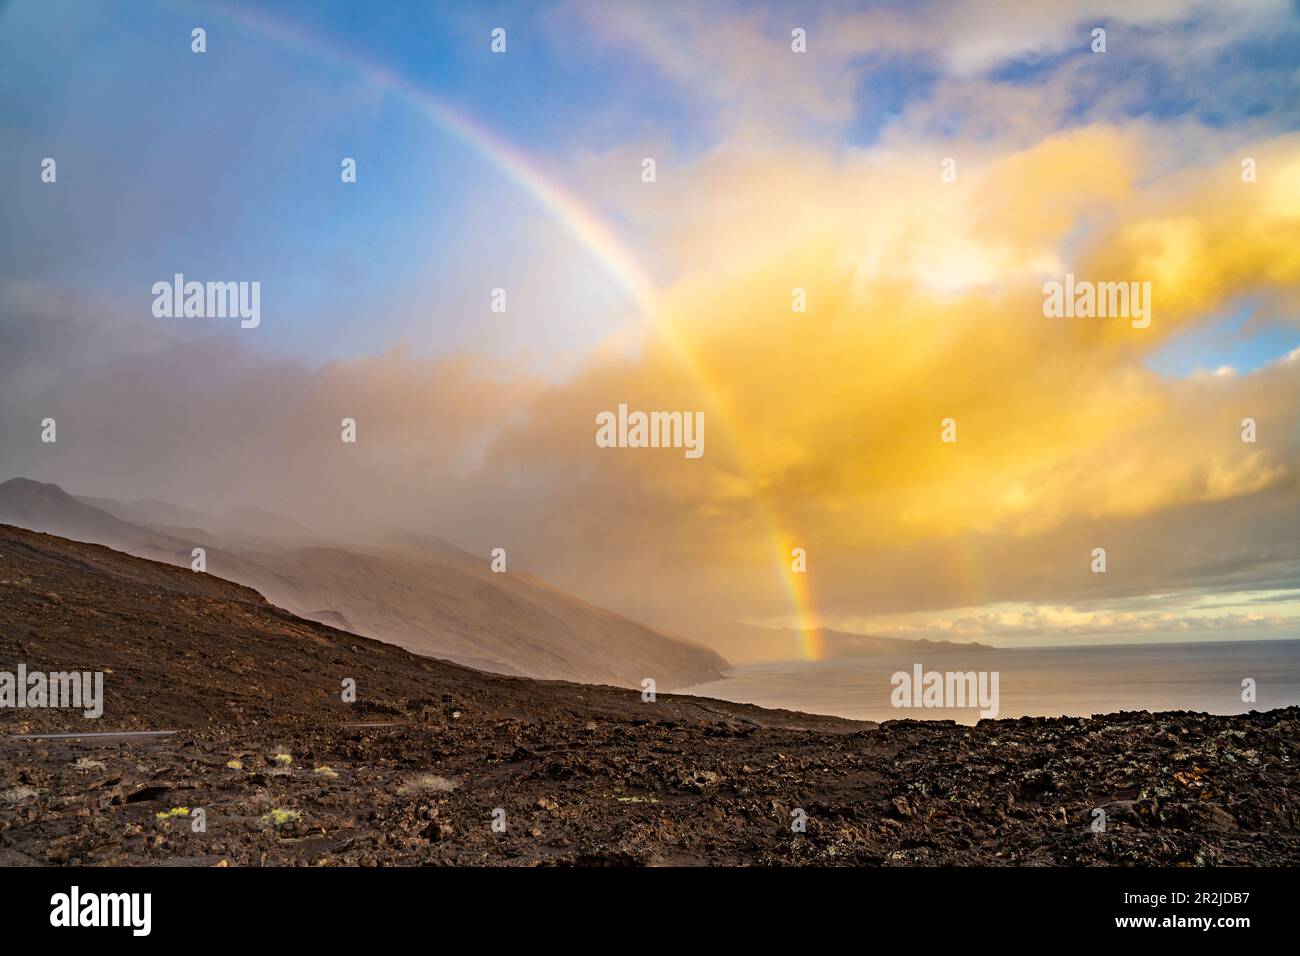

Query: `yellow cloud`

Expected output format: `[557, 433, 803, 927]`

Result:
[567, 128, 1300, 569]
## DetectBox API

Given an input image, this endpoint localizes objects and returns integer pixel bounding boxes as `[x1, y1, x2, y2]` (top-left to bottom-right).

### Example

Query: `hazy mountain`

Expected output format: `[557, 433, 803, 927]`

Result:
[0, 479, 195, 565]
[701, 620, 993, 664]
[0, 477, 726, 688]
[75, 493, 314, 541]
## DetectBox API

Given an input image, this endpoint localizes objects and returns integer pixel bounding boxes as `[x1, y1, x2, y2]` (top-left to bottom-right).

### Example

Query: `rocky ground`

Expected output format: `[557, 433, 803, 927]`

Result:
[2, 523, 1298, 866]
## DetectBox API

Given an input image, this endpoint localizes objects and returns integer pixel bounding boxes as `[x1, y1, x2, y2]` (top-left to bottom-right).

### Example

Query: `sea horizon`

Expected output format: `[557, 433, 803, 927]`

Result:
[680, 638, 1300, 724]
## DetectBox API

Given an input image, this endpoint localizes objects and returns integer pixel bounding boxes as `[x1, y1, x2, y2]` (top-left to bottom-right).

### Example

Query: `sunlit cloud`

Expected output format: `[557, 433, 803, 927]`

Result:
[2, 0, 1298, 656]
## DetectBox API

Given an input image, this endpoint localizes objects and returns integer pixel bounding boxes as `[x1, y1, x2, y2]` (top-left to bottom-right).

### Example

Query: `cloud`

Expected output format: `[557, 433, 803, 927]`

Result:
[3, 0, 1299, 654]
[566, 0, 855, 135]
[5, 126, 1298, 645]
[469, 124, 1300, 632]
[834, 597, 1300, 643]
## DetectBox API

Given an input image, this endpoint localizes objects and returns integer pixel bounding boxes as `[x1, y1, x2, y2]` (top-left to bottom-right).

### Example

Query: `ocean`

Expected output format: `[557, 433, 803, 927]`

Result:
[678, 640, 1300, 724]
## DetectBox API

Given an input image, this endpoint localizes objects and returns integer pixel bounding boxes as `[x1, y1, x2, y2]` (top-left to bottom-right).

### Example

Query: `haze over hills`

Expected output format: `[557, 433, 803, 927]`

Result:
[0, 478, 997, 688]
[75, 493, 316, 542]
[0, 477, 726, 689]
[0, 479, 195, 564]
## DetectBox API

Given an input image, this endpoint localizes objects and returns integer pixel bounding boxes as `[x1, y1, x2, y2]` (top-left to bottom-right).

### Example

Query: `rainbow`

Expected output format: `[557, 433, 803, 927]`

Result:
[198, 1, 825, 659]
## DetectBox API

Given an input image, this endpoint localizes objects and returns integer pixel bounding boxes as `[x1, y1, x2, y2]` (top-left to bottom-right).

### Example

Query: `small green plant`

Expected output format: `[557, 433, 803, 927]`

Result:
[261, 808, 302, 828]
[272, 752, 293, 766]
[314, 766, 339, 778]
[156, 806, 190, 820]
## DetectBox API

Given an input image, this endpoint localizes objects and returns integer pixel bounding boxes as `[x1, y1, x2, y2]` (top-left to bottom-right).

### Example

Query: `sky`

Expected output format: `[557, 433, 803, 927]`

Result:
[1, 0, 1298, 657]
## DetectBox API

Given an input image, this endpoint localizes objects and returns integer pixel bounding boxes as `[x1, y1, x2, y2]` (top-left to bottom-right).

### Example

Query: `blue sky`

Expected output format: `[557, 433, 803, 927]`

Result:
[0, 0, 671, 366]
[3, 0, 1298, 371]
[1146, 300, 1300, 378]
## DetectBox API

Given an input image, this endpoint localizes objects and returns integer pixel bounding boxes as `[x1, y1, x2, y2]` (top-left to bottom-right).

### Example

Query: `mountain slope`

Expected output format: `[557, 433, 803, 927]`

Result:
[0, 478, 726, 688]
[0, 522, 837, 734]
[76, 493, 314, 541]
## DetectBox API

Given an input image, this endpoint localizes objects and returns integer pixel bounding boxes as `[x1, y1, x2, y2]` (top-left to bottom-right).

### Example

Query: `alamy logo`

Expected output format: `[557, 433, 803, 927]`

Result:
[152, 273, 261, 328]
[1042, 273, 1151, 329]
[596, 404, 704, 459]
[50, 886, 151, 936]
[0, 665, 103, 718]
[890, 664, 1000, 719]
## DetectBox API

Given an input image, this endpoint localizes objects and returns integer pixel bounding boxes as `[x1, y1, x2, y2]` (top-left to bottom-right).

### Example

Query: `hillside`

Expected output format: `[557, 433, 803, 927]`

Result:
[0, 478, 726, 689]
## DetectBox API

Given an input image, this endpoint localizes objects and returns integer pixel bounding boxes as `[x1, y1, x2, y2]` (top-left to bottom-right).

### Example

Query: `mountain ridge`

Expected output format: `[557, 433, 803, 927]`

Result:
[0, 477, 726, 689]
